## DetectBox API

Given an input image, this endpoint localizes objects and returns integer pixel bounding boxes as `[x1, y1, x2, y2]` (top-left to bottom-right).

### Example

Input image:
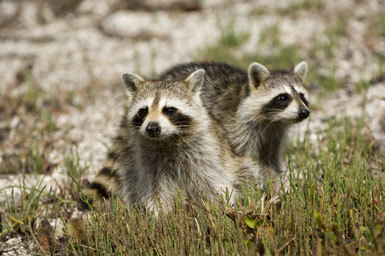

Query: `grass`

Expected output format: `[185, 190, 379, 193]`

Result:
[311, 16, 348, 61]
[0, 143, 56, 175]
[217, 24, 250, 48]
[196, 23, 250, 68]
[282, 0, 325, 15]
[2, 181, 47, 236]
[1, 115, 383, 255]
[368, 12, 385, 38]
[1, 4, 384, 254]
[357, 79, 371, 94]
[306, 66, 345, 93]
[63, 117, 384, 255]
[252, 0, 325, 17]
[0, 149, 87, 254]
[197, 19, 353, 94]
[197, 23, 300, 71]
[0, 78, 57, 175]
[64, 148, 91, 204]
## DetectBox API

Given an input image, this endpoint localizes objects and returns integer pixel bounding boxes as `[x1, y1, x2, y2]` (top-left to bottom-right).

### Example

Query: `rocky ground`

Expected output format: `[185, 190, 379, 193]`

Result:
[0, 0, 384, 254]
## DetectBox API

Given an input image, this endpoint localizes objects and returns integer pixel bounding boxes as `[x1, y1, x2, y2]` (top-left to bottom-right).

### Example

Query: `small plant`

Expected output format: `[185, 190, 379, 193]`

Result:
[1, 180, 46, 236]
[258, 23, 281, 48]
[0, 143, 55, 175]
[63, 148, 89, 200]
[196, 23, 250, 65]
[281, 0, 325, 15]
[357, 78, 370, 94]
[217, 25, 250, 48]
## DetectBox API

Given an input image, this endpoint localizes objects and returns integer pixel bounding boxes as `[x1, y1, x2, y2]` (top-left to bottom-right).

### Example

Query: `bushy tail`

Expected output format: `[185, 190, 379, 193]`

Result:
[68, 122, 130, 238]
[82, 112, 130, 204]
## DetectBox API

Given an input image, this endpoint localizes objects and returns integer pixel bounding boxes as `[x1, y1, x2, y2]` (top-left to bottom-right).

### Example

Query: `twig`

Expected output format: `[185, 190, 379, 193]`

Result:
[79, 243, 101, 252]
[275, 237, 295, 256]
[0, 208, 2, 233]
[28, 220, 47, 255]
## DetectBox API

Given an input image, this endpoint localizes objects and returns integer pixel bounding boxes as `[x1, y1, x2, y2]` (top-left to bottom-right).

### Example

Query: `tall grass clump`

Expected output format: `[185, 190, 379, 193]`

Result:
[65, 117, 385, 255]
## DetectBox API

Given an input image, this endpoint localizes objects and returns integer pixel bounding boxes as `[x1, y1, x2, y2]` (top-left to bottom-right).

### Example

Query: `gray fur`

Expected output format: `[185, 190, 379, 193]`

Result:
[185, 69, 206, 92]
[122, 72, 144, 92]
[248, 62, 270, 88]
[117, 72, 257, 216]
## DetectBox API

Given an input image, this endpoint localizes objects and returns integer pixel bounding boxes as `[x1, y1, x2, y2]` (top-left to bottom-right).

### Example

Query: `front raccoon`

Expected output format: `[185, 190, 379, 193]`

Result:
[159, 61, 310, 184]
[117, 69, 253, 216]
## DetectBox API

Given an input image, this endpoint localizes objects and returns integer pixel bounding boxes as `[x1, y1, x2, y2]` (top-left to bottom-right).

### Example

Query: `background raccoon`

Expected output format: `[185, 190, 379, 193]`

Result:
[94, 69, 256, 216]
[159, 61, 310, 185]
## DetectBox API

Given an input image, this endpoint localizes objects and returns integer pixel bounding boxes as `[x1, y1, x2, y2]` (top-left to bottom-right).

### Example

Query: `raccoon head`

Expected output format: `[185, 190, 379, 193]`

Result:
[121, 69, 206, 140]
[241, 61, 310, 125]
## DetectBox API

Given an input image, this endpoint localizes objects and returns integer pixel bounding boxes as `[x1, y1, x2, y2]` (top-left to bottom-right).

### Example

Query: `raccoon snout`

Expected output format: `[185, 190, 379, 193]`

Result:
[146, 122, 161, 137]
[298, 108, 310, 119]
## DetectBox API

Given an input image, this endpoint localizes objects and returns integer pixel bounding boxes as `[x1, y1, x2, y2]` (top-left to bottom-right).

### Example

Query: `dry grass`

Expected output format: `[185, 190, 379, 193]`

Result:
[1, 116, 384, 255]
[1, 0, 384, 255]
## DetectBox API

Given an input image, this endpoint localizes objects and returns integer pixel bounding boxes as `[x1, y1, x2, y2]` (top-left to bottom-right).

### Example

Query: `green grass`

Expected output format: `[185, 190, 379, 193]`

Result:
[0, 143, 55, 175]
[326, 18, 348, 41]
[368, 13, 385, 38]
[217, 25, 250, 48]
[196, 23, 250, 68]
[306, 66, 345, 93]
[313, 17, 348, 61]
[1, 8, 384, 255]
[357, 79, 371, 94]
[197, 21, 354, 93]
[282, 0, 325, 14]
[376, 15, 385, 37]
[2, 116, 383, 255]
[1, 180, 47, 236]
[61, 117, 383, 255]
[0, 149, 87, 253]
[258, 23, 281, 48]
[253, 0, 324, 17]
[64, 148, 89, 187]
[64, 148, 91, 204]
[0, 67, 71, 176]
[197, 23, 300, 71]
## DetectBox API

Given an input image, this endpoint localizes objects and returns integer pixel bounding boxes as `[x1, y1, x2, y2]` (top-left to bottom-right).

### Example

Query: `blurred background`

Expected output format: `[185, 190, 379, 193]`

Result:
[0, 0, 385, 253]
[0, 0, 384, 195]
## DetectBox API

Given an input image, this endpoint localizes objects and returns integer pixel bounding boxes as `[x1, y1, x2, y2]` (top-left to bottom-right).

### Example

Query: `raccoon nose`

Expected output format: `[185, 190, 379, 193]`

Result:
[298, 108, 310, 119]
[146, 122, 161, 137]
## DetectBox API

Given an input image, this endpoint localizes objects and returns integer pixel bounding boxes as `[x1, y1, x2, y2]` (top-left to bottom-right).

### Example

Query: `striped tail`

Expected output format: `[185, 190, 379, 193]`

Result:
[82, 112, 130, 203]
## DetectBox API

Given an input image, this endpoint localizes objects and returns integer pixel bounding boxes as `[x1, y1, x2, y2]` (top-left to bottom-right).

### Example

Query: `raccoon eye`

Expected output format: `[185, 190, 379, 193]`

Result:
[137, 107, 148, 118]
[276, 93, 290, 101]
[163, 107, 177, 116]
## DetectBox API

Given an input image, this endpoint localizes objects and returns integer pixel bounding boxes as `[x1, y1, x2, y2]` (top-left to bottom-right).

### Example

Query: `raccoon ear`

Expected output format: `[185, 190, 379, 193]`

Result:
[184, 69, 206, 93]
[294, 61, 308, 82]
[121, 72, 144, 93]
[248, 62, 270, 89]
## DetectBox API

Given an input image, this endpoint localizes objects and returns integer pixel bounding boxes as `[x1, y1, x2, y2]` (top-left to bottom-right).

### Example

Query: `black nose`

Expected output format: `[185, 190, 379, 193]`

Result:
[146, 122, 161, 137]
[298, 108, 310, 119]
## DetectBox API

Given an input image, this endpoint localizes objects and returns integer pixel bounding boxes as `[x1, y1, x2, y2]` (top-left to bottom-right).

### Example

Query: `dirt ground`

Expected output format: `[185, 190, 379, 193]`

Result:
[0, 0, 384, 254]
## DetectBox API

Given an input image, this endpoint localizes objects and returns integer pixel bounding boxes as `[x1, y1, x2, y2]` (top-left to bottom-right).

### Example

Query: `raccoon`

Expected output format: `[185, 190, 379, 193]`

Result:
[159, 61, 310, 184]
[85, 69, 257, 216]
